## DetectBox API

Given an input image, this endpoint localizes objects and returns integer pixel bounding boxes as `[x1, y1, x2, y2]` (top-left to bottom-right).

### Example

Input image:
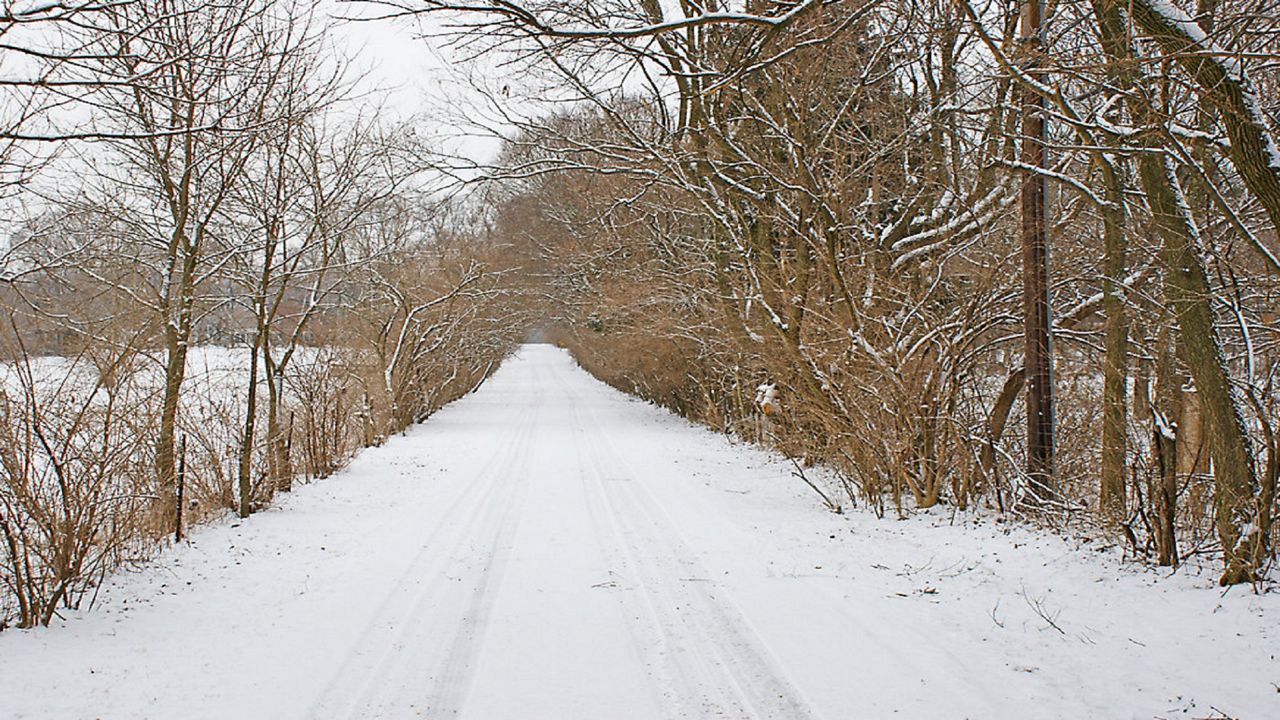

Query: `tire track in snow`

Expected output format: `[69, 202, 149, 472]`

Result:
[568, 409, 681, 720]
[561, 368, 996, 718]
[421, 422, 532, 718]
[561, 373, 823, 720]
[306, 370, 542, 719]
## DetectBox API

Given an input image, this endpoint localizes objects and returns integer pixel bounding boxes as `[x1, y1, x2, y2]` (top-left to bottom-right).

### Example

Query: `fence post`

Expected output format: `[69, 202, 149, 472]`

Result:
[175, 434, 187, 543]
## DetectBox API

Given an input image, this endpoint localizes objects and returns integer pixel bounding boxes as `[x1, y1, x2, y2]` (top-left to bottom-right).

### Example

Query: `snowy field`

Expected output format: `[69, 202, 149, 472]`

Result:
[0, 345, 327, 419]
[0, 344, 1276, 719]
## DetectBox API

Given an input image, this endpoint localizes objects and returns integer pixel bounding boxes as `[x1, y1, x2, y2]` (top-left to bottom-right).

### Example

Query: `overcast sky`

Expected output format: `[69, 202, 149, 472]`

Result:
[328, 3, 443, 116]
[327, 1, 509, 168]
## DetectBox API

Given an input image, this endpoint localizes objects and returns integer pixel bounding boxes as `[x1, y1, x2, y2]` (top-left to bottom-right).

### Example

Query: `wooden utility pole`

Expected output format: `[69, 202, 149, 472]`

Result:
[1021, 0, 1054, 502]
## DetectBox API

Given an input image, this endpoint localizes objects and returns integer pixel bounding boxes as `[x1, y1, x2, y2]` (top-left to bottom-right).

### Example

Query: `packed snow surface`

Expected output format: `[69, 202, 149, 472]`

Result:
[2, 345, 1277, 719]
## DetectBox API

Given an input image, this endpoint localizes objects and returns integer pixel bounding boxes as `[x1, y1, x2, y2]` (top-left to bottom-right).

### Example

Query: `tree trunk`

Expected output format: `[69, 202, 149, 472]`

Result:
[1093, 0, 1260, 586]
[1128, 0, 1280, 274]
[1151, 327, 1180, 566]
[1177, 387, 1209, 480]
[1135, 150, 1259, 584]
[155, 253, 196, 531]
[1100, 168, 1129, 524]
[264, 356, 292, 494]
[236, 331, 260, 518]
[982, 369, 1025, 472]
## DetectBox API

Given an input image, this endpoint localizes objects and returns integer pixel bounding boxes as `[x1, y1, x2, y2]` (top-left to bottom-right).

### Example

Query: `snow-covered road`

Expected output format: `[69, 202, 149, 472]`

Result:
[2, 345, 1277, 719]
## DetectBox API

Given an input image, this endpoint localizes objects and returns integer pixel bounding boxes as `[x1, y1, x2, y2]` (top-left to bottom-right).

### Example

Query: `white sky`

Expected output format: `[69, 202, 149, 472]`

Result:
[325, 1, 508, 169]
[326, 3, 444, 116]
[0, 1, 508, 240]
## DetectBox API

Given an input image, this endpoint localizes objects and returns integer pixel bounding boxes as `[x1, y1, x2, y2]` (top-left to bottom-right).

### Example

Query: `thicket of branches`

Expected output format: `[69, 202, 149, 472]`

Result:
[419, 0, 1280, 585]
[0, 0, 530, 629]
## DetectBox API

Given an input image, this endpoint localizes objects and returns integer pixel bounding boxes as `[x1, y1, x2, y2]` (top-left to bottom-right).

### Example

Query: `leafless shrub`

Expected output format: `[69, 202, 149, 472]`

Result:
[0, 334, 155, 628]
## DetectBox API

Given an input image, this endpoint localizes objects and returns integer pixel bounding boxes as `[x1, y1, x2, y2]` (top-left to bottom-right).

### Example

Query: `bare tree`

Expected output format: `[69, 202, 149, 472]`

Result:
[405, 0, 1279, 583]
[71, 0, 329, 528]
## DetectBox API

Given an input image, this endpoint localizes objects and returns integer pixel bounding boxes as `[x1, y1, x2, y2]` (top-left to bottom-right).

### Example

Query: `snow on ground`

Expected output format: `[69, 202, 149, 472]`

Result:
[0, 345, 320, 398]
[1, 344, 1276, 719]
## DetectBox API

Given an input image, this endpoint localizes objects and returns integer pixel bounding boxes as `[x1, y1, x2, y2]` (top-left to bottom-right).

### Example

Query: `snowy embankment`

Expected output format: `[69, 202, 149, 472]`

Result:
[0, 345, 1276, 719]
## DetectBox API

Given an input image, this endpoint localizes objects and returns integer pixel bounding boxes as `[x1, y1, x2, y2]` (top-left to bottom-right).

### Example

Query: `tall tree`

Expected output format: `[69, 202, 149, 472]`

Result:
[87, 0, 323, 527]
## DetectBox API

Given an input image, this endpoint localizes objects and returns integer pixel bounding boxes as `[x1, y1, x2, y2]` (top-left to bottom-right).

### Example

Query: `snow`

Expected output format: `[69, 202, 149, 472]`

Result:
[1153, 407, 1178, 442]
[754, 382, 779, 415]
[2, 344, 1278, 719]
